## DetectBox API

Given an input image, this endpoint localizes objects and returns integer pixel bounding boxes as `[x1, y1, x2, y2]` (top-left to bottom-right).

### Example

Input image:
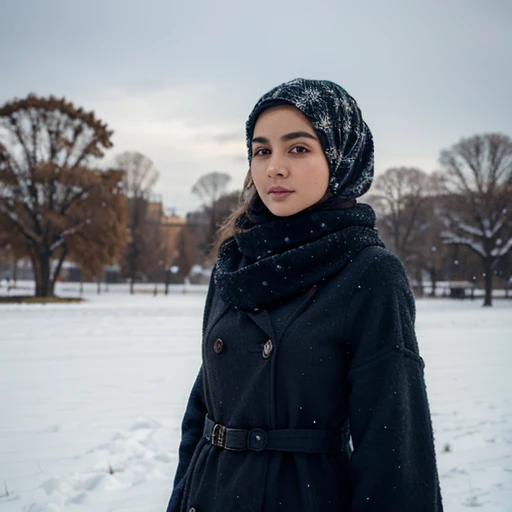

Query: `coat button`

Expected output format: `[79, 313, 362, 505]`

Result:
[213, 338, 224, 354]
[189, 508, 197, 512]
[248, 428, 267, 450]
[262, 339, 273, 358]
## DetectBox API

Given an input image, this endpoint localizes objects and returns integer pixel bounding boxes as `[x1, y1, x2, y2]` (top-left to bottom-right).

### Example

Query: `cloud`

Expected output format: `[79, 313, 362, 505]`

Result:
[87, 85, 248, 166]
[73, 85, 250, 215]
[207, 131, 244, 144]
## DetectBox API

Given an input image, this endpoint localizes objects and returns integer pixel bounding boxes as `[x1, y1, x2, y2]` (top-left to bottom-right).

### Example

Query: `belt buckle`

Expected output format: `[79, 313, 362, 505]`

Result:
[211, 423, 227, 448]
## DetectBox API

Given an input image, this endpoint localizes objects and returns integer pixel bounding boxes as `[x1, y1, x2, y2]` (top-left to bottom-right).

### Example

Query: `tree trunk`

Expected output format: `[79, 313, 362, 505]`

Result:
[415, 266, 424, 298]
[430, 267, 437, 298]
[11, 256, 18, 284]
[50, 248, 68, 295]
[34, 250, 54, 297]
[212, 204, 217, 246]
[165, 268, 170, 295]
[483, 258, 493, 307]
[130, 276, 134, 294]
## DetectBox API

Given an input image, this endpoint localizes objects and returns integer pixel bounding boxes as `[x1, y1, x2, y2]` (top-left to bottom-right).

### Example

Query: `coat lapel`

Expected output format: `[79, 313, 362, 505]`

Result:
[205, 285, 315, 346]
[204, 293, 230, 342]
[243, 309, 277, 343]
[244, 287, 317, 344]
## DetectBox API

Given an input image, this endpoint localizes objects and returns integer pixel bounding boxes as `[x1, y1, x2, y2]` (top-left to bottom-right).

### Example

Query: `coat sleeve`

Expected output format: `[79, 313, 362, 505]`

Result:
[343, 250, 443, 511]
[166, 269, 216, 512]
[165, 365, 207, 512]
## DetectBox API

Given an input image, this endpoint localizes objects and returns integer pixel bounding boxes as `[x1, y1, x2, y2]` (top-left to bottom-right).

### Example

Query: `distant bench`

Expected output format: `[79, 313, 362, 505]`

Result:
[447, 281, 475, 299]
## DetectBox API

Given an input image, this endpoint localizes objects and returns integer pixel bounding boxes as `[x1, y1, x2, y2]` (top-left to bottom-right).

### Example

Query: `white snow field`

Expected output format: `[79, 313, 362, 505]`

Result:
[0, 283, 511, 511]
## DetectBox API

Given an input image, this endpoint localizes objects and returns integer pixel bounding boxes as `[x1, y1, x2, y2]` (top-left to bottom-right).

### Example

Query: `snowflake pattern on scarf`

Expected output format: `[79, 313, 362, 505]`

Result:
[245, 78, 374, 200]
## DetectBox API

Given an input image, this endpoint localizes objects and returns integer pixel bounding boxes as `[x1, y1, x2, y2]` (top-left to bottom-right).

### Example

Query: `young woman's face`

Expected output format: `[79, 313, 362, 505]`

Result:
[250, 106, 330, 217]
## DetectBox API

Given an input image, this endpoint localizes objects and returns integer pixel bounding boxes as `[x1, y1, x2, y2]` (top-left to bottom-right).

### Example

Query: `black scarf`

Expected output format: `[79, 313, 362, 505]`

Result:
[214, 201, 385, 310]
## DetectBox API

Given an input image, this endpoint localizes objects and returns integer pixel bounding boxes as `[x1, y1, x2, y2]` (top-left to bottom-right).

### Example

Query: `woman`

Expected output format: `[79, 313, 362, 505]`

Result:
[165, 78, 443, 512]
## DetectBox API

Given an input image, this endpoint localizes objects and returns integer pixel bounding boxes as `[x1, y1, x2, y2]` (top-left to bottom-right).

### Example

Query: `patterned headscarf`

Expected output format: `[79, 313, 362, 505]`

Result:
[245, 78, 374, 199]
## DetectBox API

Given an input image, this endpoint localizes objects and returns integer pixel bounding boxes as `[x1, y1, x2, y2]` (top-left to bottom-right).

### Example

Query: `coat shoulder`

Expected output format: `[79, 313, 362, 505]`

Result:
[353, 245, 410, 289]
[331, 244, 411, 297]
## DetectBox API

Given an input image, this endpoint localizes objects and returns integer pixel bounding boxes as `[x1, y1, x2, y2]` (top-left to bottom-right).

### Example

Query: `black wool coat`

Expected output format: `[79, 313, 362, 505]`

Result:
[165, 245, 443, 512]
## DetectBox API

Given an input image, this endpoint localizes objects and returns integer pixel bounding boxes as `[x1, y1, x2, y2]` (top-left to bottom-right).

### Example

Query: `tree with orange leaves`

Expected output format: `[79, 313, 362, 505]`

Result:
[0, 94, 127, 297]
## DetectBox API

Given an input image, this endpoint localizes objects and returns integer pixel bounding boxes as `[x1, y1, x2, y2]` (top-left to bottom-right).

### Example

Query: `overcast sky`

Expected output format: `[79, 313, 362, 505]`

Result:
[2, 0, 511, 215]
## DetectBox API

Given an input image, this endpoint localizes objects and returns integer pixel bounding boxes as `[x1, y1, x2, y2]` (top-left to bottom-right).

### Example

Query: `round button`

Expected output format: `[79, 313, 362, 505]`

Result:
[213, 338, 224, 354]
[248, 429, 267, 451]
[262, 339, 273, 358]
[189, 508, 197, 512]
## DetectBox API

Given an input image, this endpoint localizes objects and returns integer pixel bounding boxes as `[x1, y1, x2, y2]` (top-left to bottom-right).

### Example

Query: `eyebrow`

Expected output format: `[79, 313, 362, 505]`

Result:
[251, 131, 318, 144]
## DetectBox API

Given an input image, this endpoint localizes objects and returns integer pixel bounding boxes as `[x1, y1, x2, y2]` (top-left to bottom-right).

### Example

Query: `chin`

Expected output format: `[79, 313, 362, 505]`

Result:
[265, 202, 307, 217]
[271, 210, 296, 217]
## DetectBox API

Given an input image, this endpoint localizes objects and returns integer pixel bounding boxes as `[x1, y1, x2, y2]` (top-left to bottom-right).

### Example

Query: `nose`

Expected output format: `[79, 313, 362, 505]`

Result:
[267, 153, 290, 178]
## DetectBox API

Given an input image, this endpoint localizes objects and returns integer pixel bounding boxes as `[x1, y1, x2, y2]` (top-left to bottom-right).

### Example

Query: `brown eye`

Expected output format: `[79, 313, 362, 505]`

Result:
[291, 145, 309, 154]
[254, 148, 270, 156]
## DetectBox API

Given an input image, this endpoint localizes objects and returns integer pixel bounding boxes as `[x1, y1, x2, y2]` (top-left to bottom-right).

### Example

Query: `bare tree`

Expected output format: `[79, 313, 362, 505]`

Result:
[369, 167, 432, 277]
[205, 189, 241, 262]
[115, 151, 159, 294]
[117, 151, 159, 199]
[192, 171, 231, 206]
[140, 209, 173, 283]
[0, 94, 126, 297]
[407, 172, 453, 297]
[439, 133, 512, 306]
[414, 196, 450, 297]
[191, 171, 231, 254]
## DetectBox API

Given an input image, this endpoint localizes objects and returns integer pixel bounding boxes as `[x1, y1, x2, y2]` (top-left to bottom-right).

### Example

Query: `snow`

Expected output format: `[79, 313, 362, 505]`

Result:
[441, 210, 512, 260]
[1, 284, 511, 511]
[492, 237, 512, 258]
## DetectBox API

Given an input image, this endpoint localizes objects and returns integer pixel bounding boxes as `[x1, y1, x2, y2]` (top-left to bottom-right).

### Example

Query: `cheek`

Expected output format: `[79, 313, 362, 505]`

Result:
[309, 162, 329, 188]
[250, 166, 264, 191]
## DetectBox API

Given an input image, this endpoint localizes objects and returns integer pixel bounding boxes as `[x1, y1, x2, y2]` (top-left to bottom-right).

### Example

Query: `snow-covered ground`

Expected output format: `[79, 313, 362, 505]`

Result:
[1, 284, 511, 511]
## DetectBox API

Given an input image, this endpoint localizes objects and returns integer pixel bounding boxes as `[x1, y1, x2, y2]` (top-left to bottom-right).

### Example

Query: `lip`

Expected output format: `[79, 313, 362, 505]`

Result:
[268, 186, 293, 193]
[268, 189, 294, 201]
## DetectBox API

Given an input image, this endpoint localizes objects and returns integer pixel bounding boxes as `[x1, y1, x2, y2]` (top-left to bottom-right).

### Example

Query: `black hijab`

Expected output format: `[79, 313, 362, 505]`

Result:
[214, 78, 384, 310]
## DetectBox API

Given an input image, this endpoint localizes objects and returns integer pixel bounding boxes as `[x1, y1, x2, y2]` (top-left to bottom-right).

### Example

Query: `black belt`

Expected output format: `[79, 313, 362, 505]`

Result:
[203, 415, 348, 454]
